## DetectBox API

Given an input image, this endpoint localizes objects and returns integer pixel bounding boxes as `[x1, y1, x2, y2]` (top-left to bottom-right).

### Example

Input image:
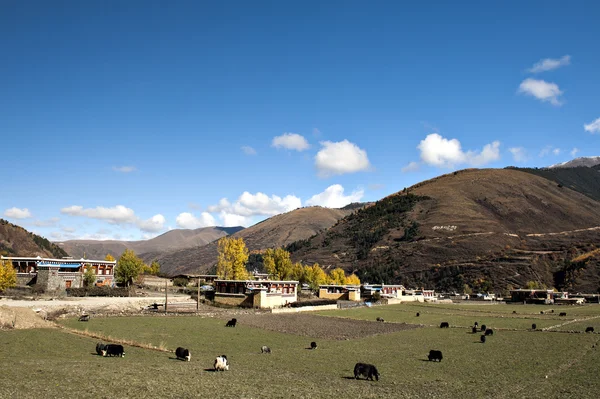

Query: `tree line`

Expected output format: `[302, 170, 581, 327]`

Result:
[216, 237, 361, 289]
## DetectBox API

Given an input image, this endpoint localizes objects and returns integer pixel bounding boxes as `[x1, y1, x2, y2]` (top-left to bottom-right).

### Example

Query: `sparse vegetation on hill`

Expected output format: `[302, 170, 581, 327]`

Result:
[0, 219, 68, 258]
[287, 168, 600, 292]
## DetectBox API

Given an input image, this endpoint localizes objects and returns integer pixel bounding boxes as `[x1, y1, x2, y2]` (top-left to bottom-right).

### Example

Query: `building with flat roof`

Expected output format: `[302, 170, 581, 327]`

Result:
[212, 279, 299, 308]
[318, 285, 361, 301]
[1, 255, 116, 291]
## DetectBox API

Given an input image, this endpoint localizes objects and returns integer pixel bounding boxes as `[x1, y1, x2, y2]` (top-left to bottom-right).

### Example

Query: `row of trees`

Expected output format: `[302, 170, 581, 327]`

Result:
[216, 237, 360, 289]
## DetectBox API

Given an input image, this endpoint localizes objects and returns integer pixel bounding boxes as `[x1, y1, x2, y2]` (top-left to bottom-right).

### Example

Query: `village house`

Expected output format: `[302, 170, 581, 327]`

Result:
[318, 284, 361, 301]
[361, 284, 436, 302]
[1, 255, 116, 291]
[212, 279, 299, 309]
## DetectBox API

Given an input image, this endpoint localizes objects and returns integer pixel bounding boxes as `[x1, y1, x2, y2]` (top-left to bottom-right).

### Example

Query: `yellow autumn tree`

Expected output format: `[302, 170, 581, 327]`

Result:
[328, 268, 347, 285]
[291, 262, 304, 282]
[263, 248, 293, 280]
[105, 254, 116, 262]
[304, 263, 328, 290]
[346, 273, 361, 285]
[0, 259, 17, 291]
[217, 237, 249, 280]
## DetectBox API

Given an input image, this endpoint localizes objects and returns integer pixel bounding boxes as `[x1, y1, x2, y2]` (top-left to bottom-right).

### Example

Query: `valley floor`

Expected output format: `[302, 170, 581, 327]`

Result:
[1, 302, 599, 398]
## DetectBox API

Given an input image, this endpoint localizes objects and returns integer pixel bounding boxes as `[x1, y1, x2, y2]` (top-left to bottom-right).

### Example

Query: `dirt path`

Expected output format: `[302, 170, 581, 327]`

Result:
[0, 295, 191, 313]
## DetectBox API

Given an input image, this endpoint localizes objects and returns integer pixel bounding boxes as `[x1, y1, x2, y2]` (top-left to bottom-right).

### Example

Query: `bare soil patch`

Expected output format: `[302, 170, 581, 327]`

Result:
[0, 305, 54, 329]
[231, 313, 420, 339]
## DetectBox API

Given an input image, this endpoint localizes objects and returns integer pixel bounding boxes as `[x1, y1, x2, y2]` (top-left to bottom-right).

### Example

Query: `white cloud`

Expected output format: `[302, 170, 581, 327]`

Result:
[176, 212, 216, 229]
[570, 148, 579, 157]
[401, 161, 421, 173]
[241, 146, 257, 155]
[527, 55, 571, 73]
[584, 117, 600, 134]
[509, 147, 528, 163]
[272, 133, 310, 151]
[539, 145, 561, 157]
[33, 217, 60, 227]
[61, 205, 137, 224]
[518, 78, 563, 106]
[137, 214, 166, 232]
[62, 226, 76, 233]
[417, 133, 500, 168]
[232, 192, 301, 217]
[60, 205, 166, 232]
[305, 185, 364, 208]
[315, 140, 371, 177]
[204, 191, 302, 227]
[51, 229, 122, 241]
[219, 211, 248, 227]
[113, 166, 136, 173]
[3, 207, 32, 219]
[207, 198, 231, 213]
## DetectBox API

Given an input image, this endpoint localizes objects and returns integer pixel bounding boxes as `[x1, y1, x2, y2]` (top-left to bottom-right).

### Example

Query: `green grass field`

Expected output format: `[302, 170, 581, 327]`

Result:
[1, 303, 599, 398]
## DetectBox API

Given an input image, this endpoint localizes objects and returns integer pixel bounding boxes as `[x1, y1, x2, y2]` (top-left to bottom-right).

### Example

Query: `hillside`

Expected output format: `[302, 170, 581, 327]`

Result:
[288, 168, 600, 293]
[151, 206, 359, 276]
[59, 226, 243, 260]
[515, 165, 600, 202]
[0, 219, 69, 258]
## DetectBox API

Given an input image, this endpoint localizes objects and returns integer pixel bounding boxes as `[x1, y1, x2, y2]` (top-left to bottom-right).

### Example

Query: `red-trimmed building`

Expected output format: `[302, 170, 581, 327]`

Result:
[1, 255, 116, 290]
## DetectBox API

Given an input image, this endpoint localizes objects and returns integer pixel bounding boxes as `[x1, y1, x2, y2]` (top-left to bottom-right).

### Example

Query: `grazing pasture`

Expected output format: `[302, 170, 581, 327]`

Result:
[0, 303, 599, 398]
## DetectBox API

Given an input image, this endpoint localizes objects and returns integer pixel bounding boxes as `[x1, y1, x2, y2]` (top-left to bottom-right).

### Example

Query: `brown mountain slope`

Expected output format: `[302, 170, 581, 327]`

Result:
[59, 226, 243, 260]
[151, 206, 357, 276]
[288, 168, 600, 292]
[0, 219, 69, 258]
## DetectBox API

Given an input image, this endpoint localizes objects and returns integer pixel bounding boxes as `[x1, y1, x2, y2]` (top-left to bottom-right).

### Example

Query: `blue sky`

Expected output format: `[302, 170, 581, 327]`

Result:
[1, 1, 599, 242]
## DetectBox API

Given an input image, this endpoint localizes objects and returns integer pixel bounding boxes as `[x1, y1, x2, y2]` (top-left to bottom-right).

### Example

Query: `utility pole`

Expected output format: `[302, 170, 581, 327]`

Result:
[197, 277, 200, 312]
[165, 279, 168, 313]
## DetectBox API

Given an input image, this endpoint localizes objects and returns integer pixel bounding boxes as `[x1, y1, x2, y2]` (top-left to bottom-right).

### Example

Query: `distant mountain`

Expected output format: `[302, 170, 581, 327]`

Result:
[58, 226, 244, 260]
[151, 206, 362, 276]
[286, 168, 600, 293]
[0, 219, 69, 258]
[549, 156, 600, 169]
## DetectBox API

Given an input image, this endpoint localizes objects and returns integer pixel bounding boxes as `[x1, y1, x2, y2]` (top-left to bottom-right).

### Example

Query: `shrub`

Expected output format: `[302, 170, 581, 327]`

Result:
[289, 299, 337, 308]
[173, 277, 188, 287]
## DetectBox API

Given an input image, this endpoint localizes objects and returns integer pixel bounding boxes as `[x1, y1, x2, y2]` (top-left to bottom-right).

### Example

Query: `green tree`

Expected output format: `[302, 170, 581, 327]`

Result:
[263, 248, 293, 280]
[0, 259, 17, 291]
[82, 264, 96, 287]
[217, 237, 249, 280]
[328, 268, 347, 285]
[115, 249, 145, 287]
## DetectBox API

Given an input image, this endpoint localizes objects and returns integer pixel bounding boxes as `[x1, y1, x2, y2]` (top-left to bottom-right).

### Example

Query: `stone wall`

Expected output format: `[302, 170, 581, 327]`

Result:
[36, 266, 62, 291]
[16, 274, 36, 286]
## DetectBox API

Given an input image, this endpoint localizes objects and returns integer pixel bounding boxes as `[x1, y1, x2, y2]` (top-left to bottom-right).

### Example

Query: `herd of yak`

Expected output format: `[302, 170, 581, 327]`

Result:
[82, 310, 596, 382]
